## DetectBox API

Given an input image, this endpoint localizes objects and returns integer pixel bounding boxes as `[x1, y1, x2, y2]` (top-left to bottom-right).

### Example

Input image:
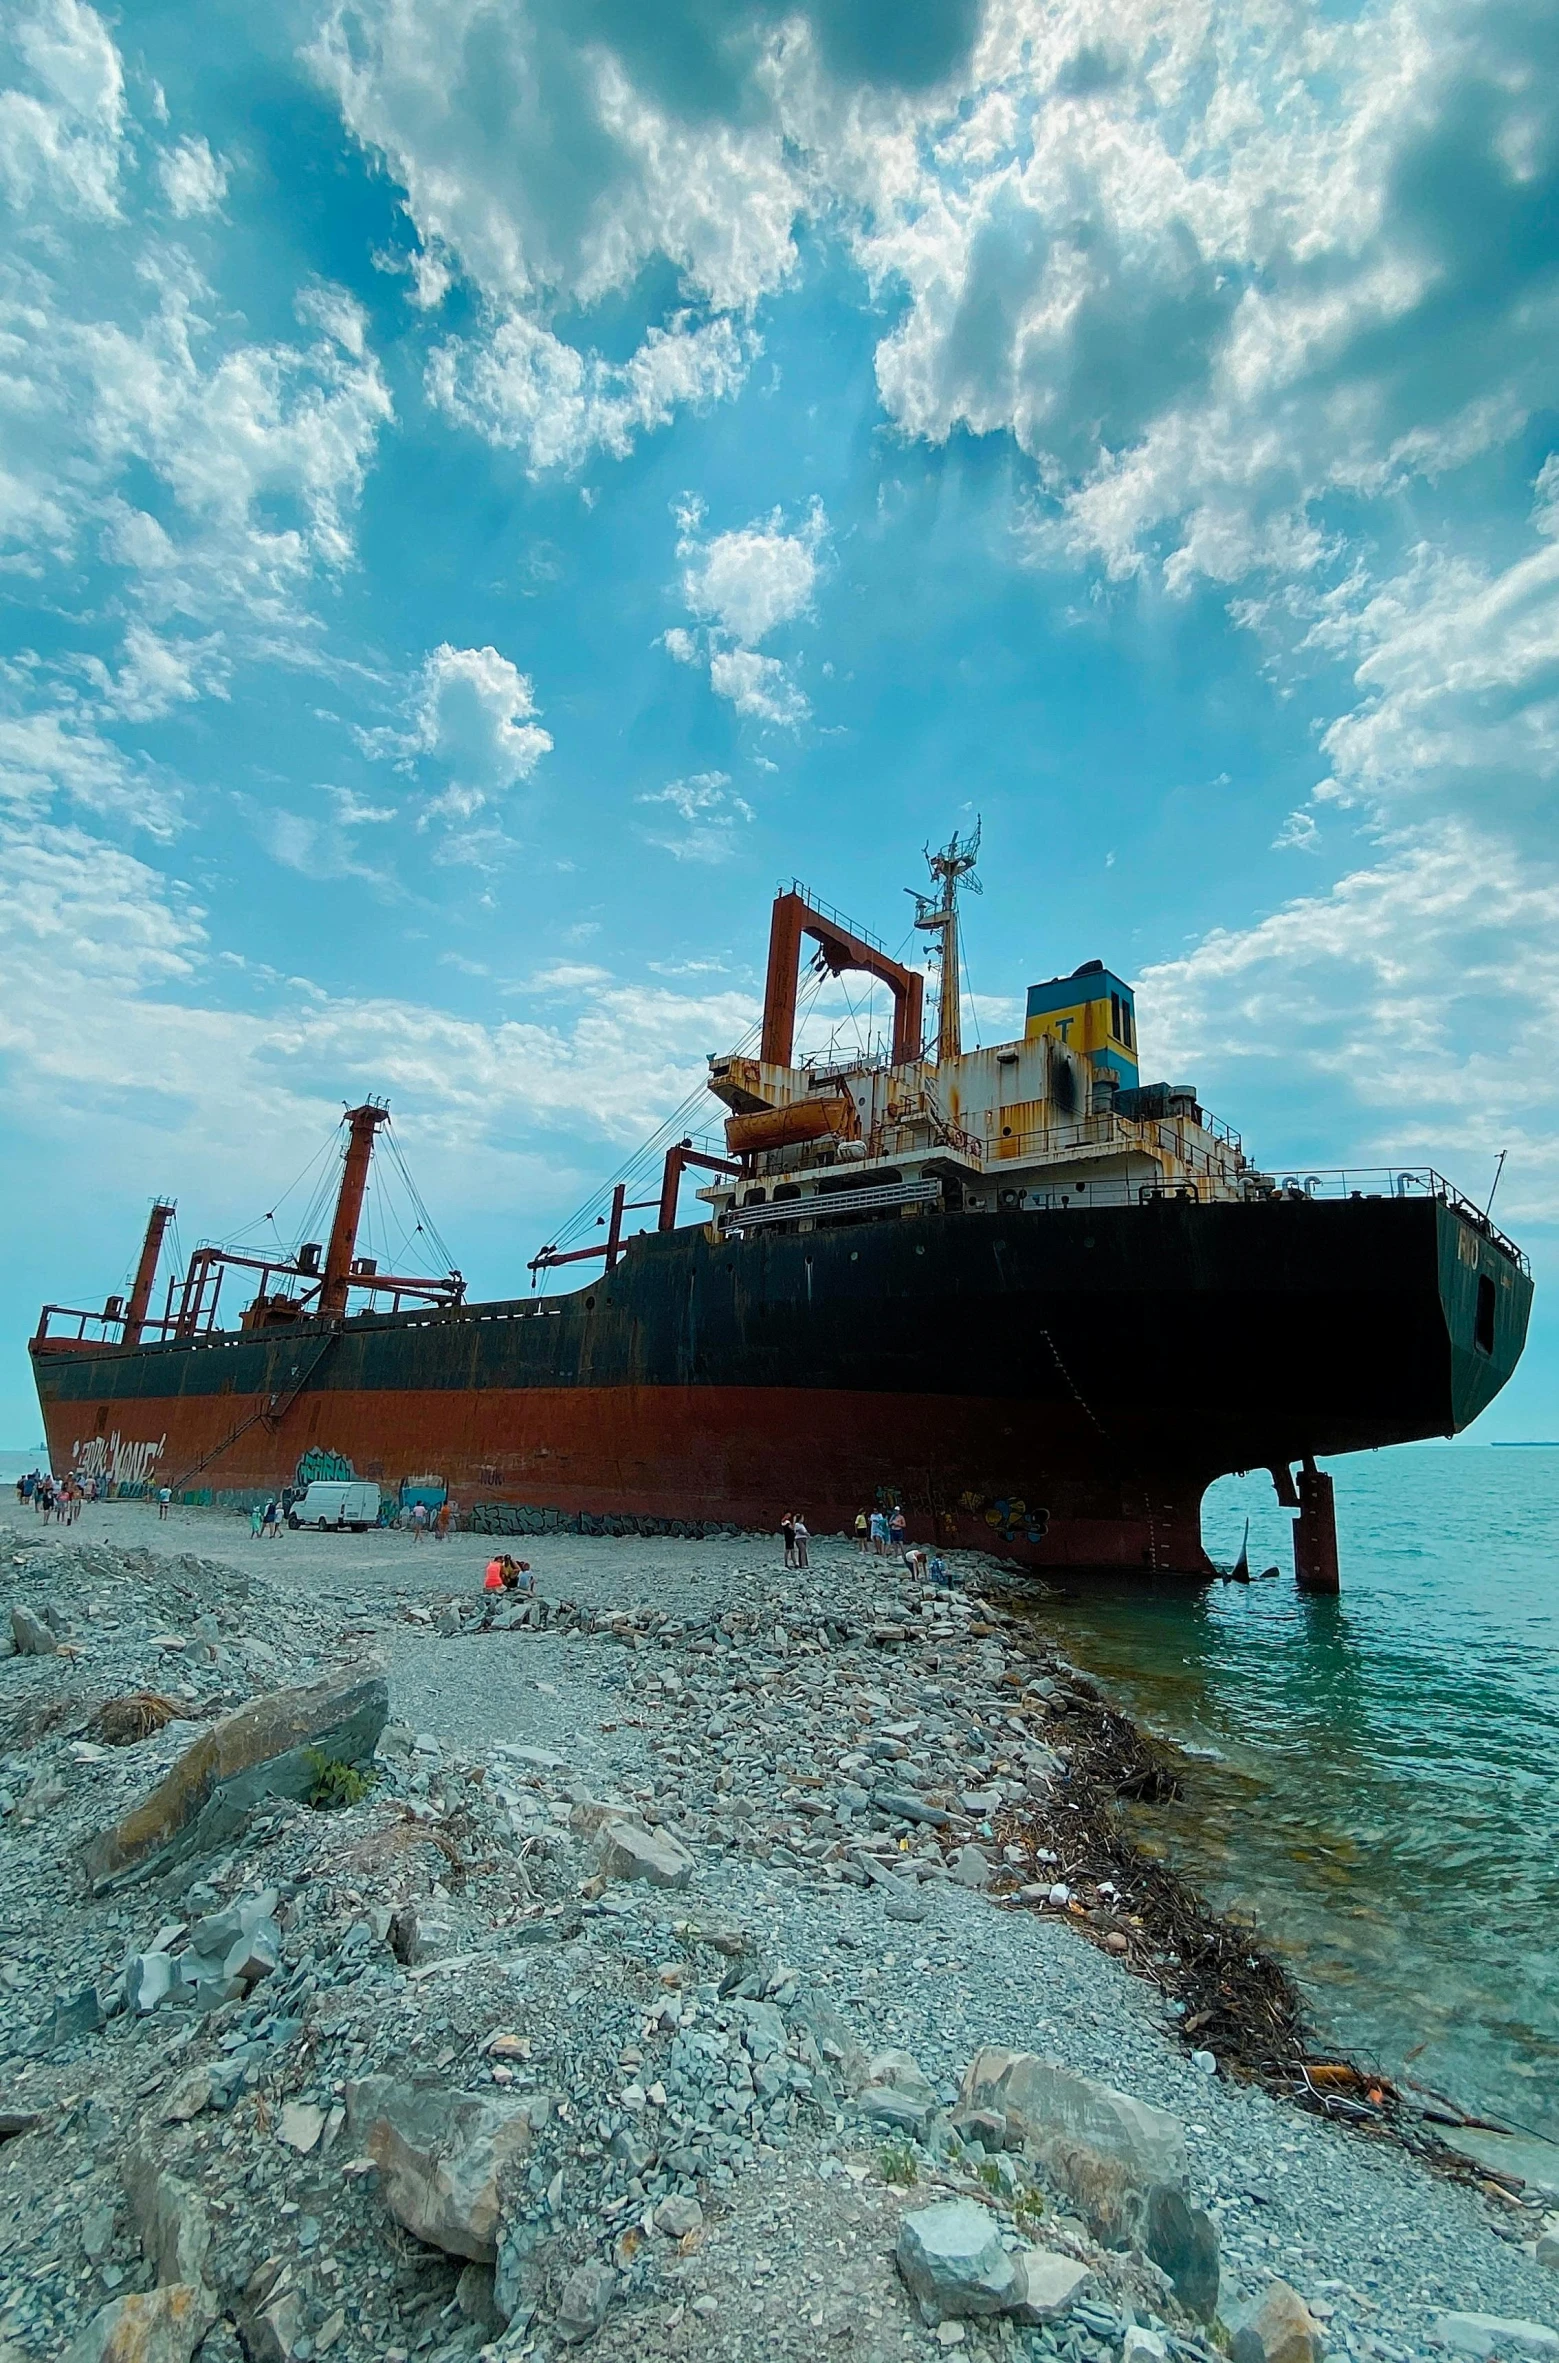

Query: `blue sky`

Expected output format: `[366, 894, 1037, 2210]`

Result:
[3, 0, 1558, 1444]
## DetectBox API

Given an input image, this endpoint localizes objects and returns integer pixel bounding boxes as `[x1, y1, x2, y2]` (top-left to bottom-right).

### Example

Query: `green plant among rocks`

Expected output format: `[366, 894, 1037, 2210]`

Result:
[879, 2142, 919, 2187]
[305, 1747, 373, 1810]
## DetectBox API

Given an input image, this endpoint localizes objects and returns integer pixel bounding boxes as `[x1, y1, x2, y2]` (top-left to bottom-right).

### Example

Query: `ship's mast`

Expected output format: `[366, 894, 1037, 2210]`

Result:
[123, 1200, 175, 1346]
[320, 1101, 390, 1318]
[911, 822, 982, 1066]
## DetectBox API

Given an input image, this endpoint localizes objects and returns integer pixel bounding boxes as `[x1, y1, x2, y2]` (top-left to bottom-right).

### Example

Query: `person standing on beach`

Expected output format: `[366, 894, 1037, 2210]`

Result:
[793, 1514, 810, 1571]
[853, 1509, 869, 1552]
[434, 1497, 453, 1541]
[889, 1505, 907, 1552]
[780, 1512, 796, 1568]
[157, 1484, 172, 1522]
[410, 1499, 428, 1542]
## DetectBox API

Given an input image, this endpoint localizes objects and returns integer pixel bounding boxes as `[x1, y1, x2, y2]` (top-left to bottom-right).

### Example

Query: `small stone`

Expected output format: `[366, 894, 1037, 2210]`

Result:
[161, 2068, 213, 2124]
[597, 1819, 694, 1889]
[896, 2201, 1017, 2322]
[1537, 2231, 1559, 2270]
[223, 1918, 281, 1986]
[277, 2103, 327, 2155]
[556, 2260, 616, 2343]
[125, 1952, 176, 2015]
[951, 1845, 991, 1891]
[883, 1889, 927, 1924]
[44, 1984, 105, 2048]
[935, 2325, 967, 2348]
[1230, 2279, 1327, 2363]
[1122, 2333, 1168, 2363]
[314, 2312, 346, 2356]
[62, 2283, 215, 2363]
[12, 1605, 58, 1656]
[81, 2204, 117, 2264]
[653, 2195, 703, 2239]
[1009, 2249, 1092, 2325]
[1432, 2317, 1559, 2361]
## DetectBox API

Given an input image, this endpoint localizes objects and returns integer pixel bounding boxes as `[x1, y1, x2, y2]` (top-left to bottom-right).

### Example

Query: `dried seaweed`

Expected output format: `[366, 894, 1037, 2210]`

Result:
[86, 1691, 183, 1746]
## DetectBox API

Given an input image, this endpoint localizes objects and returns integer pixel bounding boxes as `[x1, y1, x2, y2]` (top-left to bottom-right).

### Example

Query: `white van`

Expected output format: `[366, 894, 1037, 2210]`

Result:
[287, 1480, 381, 1532]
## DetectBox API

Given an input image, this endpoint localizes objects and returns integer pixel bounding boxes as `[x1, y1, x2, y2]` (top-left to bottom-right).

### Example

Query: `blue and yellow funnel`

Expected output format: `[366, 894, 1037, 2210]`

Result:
[1025, 959, 1139, 1087]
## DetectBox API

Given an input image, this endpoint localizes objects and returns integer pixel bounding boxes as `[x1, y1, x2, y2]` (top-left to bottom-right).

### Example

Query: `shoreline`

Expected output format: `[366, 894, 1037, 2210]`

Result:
[1, 1497, 1556, 2360]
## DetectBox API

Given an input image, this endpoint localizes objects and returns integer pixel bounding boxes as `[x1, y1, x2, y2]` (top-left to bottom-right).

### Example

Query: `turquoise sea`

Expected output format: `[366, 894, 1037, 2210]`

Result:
[1032, 1445, 1559, 2145]
[5, 1440, 1556, 2142]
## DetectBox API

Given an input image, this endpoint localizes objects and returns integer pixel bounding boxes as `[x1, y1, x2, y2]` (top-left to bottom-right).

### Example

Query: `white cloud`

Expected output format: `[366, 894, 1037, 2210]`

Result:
[85, 623, 229, 722]
[0, 705, 180, 835]
[706, 648, 809, 727]
[638, 770, 755, 862]
[428, 310, 752, 476]
[0, 0, 125, 220]
[157, 134, 227, 218]
[667, 494, 827, 726]
[1139, 817, 1559, 1225]
[680, 496, 825, 644]
[359, 644, 553, 844]
[0, 250, 393, 643]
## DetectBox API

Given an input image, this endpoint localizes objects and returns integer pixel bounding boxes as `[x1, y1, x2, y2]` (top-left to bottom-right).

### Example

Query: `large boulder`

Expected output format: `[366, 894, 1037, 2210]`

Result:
[896, 2201, 1018, 2322]
[344, 2076, 542, 2262]
[1432, 2318, 1559, 2362]
[62, 2285, 215, 2363]
[954, 2048, 1185, 2238]
[121, 2146, 212, 2290]
[83, 1673, 388, 1885]
[1145, 2181, 1220, 2320]
[11, 1606, 57, 1657]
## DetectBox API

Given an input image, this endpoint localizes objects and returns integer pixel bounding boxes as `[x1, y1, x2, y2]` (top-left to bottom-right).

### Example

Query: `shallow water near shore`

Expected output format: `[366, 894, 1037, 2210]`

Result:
[1029, 1444, 1559, 2146]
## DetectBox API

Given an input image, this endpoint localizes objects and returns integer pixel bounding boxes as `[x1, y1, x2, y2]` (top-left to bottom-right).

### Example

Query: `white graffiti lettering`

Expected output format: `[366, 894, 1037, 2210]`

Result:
[72, 1430, 167, 1486]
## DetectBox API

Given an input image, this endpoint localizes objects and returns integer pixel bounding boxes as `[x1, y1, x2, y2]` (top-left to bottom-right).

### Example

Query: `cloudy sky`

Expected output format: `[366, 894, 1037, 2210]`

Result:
[3, 0, 1557, 1445]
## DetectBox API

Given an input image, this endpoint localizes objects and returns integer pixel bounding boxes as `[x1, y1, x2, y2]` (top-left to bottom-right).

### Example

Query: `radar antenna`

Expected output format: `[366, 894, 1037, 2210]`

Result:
[908, 820, 982, 1065]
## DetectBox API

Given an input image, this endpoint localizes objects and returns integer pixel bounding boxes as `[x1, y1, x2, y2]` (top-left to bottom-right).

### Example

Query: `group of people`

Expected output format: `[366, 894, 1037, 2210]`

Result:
[775, 1502, 957, 1588]
[14, 1469, 89, 1521]
[405, 1497, 456, 1539]
[856, 1503, 908, 1555]
[779, 1512, 811, 1569]
[248, 1498, 284, 1538]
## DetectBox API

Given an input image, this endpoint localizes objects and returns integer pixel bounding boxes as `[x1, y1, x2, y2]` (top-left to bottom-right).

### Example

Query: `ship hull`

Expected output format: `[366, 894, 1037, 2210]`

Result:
[31, 1194, 1531, 1576]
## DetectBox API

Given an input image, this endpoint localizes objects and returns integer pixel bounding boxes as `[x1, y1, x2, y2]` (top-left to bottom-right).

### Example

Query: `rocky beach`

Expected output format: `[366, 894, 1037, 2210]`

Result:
[2, 1498, 1556, 2363]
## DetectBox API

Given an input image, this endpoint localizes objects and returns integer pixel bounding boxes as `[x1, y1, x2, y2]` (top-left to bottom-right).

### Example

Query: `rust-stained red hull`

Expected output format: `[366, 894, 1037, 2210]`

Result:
[35, 1378, 1208, 1570]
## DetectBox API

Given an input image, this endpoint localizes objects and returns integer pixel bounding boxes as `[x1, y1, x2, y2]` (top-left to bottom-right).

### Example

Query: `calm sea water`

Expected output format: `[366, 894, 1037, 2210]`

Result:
[1031, 1446, 1559, 2143]
[4, 1441, 1555, 2137]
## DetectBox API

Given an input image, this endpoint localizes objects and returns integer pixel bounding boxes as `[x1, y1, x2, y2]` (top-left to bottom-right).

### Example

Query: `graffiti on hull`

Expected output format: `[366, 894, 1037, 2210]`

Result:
[71, 1430, 167, 1488]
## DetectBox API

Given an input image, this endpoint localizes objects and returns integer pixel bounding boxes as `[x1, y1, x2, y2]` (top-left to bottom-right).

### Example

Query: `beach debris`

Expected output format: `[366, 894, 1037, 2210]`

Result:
[87, 1691, 182, 1746]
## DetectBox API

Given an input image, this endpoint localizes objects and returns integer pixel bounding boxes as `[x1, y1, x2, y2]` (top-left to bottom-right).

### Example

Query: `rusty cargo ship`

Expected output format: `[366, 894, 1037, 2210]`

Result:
[30, 839, 1533, 1581]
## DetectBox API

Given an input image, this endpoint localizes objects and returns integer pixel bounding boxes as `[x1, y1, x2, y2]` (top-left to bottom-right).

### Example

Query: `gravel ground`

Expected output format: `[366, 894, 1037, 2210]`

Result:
[3, 1492, 1556, 2363]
